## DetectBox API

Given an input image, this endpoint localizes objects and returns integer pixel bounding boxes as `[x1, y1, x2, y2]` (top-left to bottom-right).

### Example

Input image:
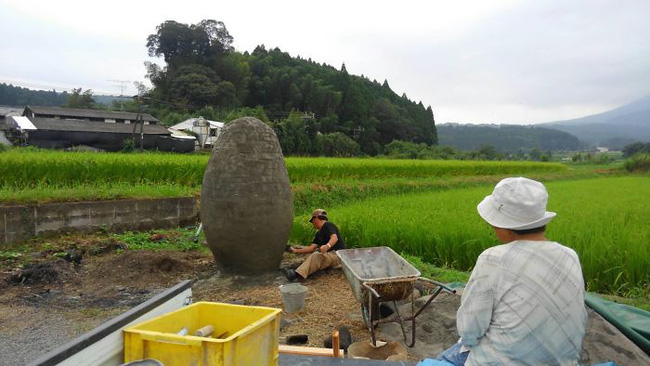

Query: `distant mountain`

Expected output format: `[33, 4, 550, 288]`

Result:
[438, 124, 581, 152]
[538, 95, 650, 146]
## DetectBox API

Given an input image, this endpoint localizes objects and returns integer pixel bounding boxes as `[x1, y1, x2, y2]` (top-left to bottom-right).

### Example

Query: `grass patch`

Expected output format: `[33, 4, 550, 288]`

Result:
[624, 153, 650, 173]
[112, 228, 206, 252]
[0, 227, 208, 270]
[402, 253, 470, 284]
[0, 183, 196, 205]
[600, 294, 650, 312]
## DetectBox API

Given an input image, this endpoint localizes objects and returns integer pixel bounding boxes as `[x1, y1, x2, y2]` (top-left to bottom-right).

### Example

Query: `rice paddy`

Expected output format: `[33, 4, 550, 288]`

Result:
[0, 149, 571, 206]
[291, 176, 650, 295]
[0, 149, 566, 189]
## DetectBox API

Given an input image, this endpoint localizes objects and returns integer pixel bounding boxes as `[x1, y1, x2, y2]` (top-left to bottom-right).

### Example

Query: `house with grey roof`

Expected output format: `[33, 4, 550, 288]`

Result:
[5, 106, 195, 152]
[23, 105, 159, 124]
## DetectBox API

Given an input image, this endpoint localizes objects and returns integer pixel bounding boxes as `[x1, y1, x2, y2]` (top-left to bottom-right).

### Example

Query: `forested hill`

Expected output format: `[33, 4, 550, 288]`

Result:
[0, 83, 68, 106]
[145, 20, 437, 155]
[438, 123, 581, 152]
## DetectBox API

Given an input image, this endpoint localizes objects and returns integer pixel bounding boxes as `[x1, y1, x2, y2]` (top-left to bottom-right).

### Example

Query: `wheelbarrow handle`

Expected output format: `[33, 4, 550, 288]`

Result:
[361, 282, 381, 300]
[417, 277, 457, 294]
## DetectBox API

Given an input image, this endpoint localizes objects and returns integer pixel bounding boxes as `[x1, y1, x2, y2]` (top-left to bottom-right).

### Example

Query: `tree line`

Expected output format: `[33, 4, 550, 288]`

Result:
[437, 123, 582, 153]
[143, 19, 437, 156]
[0, 83, 67, 106]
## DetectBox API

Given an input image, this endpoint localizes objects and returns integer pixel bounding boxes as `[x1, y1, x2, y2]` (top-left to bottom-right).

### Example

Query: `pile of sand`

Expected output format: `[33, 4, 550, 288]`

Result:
[377, 292, 650, 364]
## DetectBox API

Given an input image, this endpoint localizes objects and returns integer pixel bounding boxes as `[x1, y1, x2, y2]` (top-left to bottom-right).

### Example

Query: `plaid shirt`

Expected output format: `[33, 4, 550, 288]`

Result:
[457, 240, 587, 365]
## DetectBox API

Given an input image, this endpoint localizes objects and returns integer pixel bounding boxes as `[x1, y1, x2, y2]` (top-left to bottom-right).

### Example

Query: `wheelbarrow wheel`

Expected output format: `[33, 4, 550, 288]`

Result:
[361, 294, 380, 329]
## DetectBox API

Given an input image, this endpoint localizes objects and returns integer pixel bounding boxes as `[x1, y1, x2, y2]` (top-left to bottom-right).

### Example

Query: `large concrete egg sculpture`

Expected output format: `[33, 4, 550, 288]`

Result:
[200, 117, 293, 273]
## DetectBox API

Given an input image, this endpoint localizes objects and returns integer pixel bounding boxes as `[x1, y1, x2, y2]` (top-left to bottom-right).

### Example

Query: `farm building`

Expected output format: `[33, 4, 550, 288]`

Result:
[23, 105, 160, 125]
[170, 118, 224, 148]
[4, 106, 195, 152]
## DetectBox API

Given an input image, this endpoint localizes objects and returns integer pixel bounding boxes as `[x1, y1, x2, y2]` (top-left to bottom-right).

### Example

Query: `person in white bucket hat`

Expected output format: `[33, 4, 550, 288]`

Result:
[477, 177, 556, 230]
[436, 177, 588, 366]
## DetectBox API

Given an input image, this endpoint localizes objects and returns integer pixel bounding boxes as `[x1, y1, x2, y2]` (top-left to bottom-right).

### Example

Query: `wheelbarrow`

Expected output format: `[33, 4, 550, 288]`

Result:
[337, 246, 455, 347]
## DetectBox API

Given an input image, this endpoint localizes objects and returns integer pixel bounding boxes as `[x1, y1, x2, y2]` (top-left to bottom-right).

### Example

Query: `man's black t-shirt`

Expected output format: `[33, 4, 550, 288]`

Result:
[313, 221, 346, 251]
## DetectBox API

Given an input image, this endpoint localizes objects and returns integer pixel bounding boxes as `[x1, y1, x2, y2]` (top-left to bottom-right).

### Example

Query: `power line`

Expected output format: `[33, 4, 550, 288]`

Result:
[107, 79, 132, 97]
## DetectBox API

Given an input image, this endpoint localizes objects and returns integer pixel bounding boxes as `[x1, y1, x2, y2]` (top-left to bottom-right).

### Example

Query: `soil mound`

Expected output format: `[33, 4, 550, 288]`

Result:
[6, 263, 59, 285]
[4, 260, 78, 286]
[85, 250, 211, 289]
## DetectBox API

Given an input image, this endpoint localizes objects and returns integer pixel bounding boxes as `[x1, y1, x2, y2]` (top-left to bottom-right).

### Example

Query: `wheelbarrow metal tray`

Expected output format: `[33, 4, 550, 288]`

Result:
[337, 247, 421, 302]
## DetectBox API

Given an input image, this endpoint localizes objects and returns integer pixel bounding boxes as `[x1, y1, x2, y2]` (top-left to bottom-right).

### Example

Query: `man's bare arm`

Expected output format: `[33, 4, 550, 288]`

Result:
[291, 243, 318, 254]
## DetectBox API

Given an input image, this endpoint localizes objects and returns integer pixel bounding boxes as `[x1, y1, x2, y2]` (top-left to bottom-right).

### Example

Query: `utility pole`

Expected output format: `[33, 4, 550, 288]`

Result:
[132, 99, 148, 151]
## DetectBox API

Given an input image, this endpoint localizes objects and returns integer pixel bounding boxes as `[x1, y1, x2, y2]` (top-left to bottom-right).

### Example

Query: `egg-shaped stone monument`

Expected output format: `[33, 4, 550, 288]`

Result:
[200, 117, 293, 273]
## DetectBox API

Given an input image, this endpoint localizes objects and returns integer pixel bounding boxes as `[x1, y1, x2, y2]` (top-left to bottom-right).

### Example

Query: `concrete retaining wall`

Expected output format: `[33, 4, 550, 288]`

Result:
[0, 197, 198, 246]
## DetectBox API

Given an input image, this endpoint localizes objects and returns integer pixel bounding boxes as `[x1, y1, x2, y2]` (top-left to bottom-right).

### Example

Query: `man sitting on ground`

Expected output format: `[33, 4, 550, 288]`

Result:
[282, 209, 346, 281]
[438, 177, 587, 365]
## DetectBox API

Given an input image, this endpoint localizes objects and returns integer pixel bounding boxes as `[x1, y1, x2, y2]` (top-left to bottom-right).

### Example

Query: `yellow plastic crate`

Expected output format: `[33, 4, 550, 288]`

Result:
[124, 302, 282, 366]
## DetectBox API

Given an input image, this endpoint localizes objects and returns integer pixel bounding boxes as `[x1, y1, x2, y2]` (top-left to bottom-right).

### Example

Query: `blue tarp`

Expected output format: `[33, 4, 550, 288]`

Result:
[584, 293, 650, 355]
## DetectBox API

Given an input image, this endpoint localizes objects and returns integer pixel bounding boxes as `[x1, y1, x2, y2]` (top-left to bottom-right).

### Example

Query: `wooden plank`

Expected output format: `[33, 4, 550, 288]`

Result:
[279, 345, 345, 358]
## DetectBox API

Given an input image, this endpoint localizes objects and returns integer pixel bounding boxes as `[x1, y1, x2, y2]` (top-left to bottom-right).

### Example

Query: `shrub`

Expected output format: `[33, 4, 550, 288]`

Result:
[622, 142, 650, 158]
[121, 139, 135, 153]
[624, 153, 650, 172]
[316, 133, 360, 157]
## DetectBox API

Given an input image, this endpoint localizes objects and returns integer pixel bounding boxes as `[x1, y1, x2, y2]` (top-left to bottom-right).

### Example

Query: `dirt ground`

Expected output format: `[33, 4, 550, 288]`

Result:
[1, 246, 649, 365]
[0, 248, 369, 365]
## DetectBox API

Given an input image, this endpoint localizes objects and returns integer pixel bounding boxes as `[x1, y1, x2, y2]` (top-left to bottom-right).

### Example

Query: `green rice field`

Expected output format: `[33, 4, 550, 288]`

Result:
[0, 149, 573, 207]
[0, 149, 566, 188]
[285, 157, 567, 182]
[0, 149, 208, 188]
[291, 176, 650, 296]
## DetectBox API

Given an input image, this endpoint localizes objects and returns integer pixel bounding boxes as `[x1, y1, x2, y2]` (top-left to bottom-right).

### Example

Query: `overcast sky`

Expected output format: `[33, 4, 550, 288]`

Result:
[1, 0, 649, 124]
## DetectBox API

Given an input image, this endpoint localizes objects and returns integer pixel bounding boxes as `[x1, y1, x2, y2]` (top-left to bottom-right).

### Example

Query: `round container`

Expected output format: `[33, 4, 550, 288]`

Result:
[280, 283, 308, 313]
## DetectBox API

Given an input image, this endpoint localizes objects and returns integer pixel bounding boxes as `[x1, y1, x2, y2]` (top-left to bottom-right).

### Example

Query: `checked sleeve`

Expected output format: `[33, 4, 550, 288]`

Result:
[456, 252, 495, 347]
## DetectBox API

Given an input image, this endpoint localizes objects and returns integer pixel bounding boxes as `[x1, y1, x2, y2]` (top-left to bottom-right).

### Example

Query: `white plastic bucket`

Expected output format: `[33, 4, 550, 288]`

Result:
[279, 283, 308, 313]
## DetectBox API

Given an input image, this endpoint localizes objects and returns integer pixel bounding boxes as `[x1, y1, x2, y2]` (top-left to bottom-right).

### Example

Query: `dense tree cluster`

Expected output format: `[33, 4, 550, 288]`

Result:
[62, 88, 98, 109]
[144, 19, 437, 156]
[0, 83, 67, 106]
[622, 142, 650, 157]
[383, 140, 555, 161]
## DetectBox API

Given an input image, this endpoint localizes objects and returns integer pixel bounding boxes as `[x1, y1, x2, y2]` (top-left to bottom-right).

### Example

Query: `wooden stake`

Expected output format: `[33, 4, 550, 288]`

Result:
[332, 330, 340, 358]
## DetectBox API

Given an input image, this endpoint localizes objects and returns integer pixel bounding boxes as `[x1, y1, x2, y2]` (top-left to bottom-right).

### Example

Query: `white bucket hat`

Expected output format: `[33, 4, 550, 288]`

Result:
[477, 177, 556, 230]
